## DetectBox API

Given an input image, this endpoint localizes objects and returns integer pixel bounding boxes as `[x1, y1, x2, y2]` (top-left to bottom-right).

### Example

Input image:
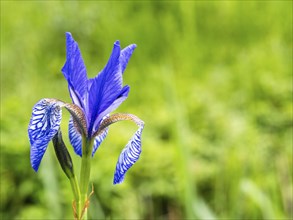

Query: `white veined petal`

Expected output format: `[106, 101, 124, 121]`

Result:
[28, 99, 62, 171]
[68, 116, 82, 156]
[92, 128, 108, 156]
[92, 115, 109, 156]
[113, 124, 144, 184]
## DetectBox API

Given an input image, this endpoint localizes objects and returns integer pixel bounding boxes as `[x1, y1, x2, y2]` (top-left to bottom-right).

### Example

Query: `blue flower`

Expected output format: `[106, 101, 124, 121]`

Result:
[28, 33, 144, 184]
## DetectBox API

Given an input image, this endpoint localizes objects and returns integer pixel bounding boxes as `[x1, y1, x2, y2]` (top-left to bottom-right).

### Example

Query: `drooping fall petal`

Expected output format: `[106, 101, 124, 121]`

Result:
[28, 98, 86, 171]
[94, 113, 144, 184]
[113, 123, 144, 184]
[28, 99, 62, 171]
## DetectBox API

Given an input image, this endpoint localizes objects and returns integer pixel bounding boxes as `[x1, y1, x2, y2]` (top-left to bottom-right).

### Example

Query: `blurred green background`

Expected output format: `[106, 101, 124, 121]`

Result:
[1, 1, 292, 220]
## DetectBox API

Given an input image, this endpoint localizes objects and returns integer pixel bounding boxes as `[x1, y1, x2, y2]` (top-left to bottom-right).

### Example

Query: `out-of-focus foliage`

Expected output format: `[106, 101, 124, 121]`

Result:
[1, 1, 292, 220]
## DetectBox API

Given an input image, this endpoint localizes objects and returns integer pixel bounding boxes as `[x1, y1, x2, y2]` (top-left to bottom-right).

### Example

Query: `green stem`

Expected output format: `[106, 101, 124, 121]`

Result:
[69, 175, 81, 219]
[79, 137, 93, 220]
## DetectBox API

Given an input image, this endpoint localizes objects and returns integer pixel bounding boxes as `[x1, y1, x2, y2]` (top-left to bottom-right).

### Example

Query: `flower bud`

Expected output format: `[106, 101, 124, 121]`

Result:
[52, 129, 75, 179]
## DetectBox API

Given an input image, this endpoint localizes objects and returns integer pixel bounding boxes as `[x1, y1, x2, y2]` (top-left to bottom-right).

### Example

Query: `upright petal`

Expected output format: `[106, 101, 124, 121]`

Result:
[113, 123, 144, 184]
[93, 85, 130, 133]
[87, 41, 122, 135]
[61, 32, 88, 108]
[120, 44, 136, 74]
[28, 99, 62, 171]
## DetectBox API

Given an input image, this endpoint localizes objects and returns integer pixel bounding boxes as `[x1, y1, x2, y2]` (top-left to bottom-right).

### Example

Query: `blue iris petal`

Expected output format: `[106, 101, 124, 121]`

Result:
[120, 44, 136, 74]
[113, 123, 144, 184]
[92, 128, 108, 157]
[87, 41, 123, 135]
[28, 99, 62, 171]
[62, 32, 88, 108]
[93, 86, 130, 133]
[69, 116, 109, 157]
[68, 116, 82, 156]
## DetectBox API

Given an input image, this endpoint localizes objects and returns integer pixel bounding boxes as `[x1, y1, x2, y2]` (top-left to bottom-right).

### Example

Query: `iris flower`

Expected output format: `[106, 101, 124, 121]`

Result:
[28, 33, 144, 184]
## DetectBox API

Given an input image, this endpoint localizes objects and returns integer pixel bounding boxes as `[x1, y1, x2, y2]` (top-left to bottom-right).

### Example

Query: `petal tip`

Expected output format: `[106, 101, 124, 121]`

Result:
[32, 164, 39, 172]
[114, 40, 120, 46]
[113, 175, 124, 185]
[65, 32, 74, 43]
